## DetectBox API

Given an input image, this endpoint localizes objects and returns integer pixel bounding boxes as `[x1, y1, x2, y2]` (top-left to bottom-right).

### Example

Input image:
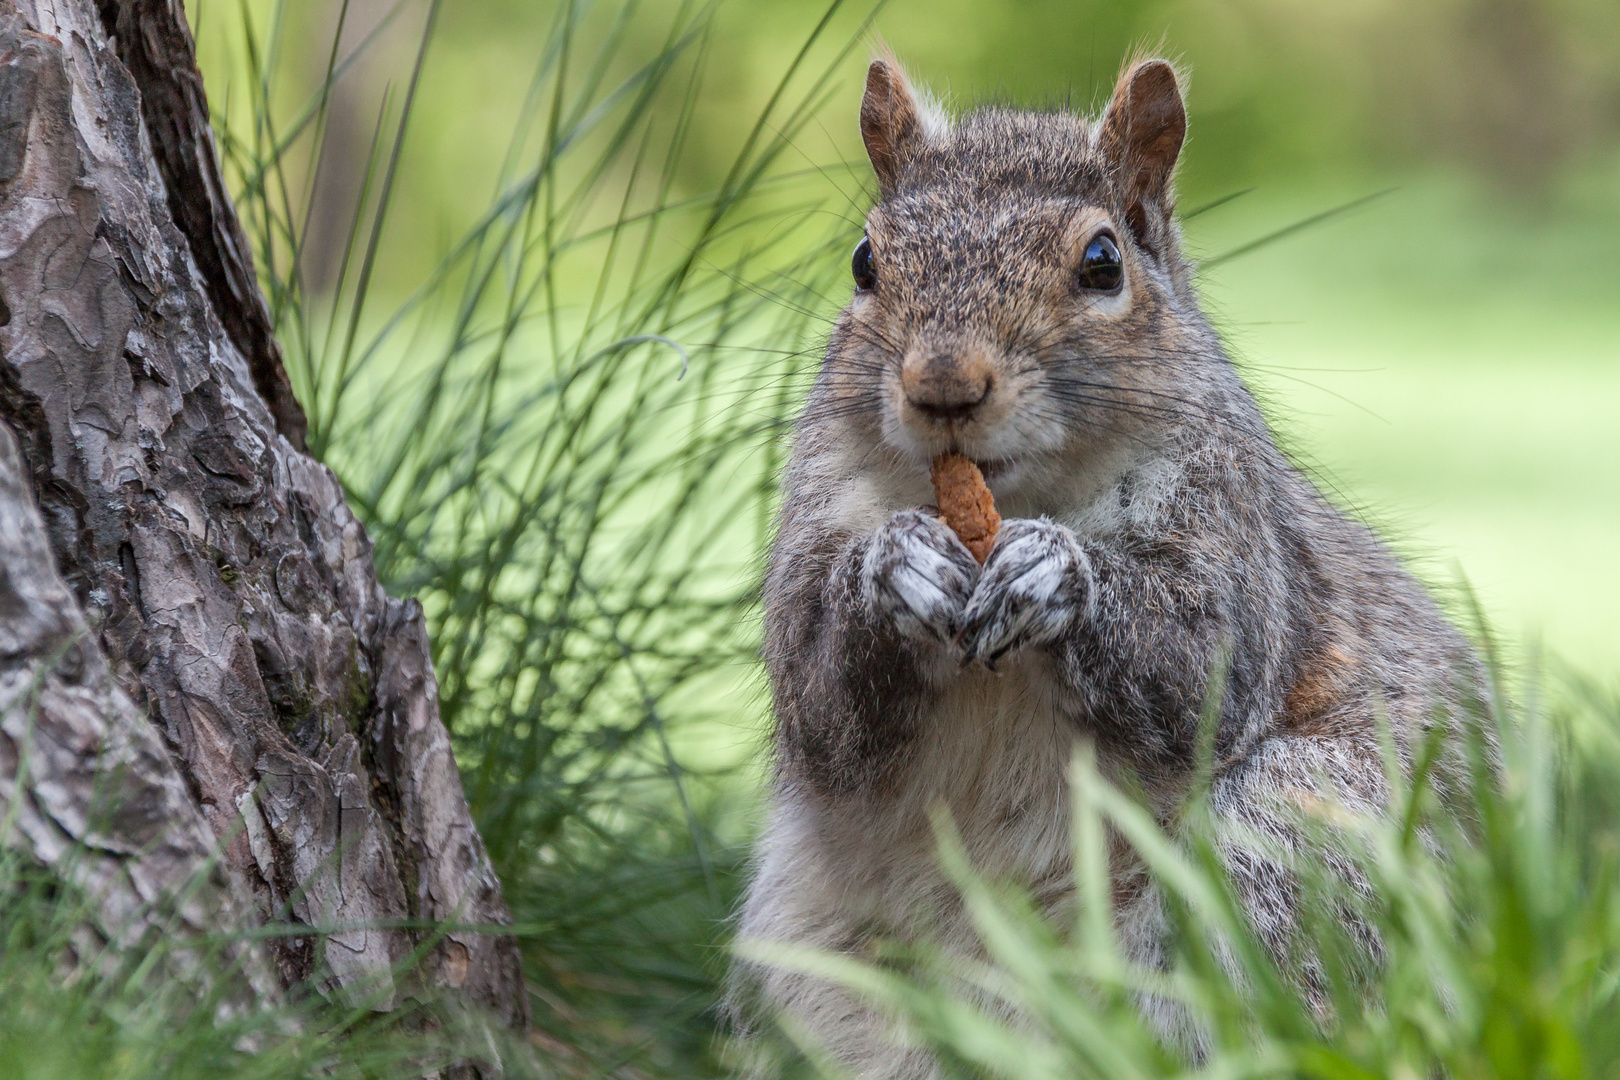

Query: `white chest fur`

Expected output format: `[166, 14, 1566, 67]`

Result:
[746, 657, 1077, 951]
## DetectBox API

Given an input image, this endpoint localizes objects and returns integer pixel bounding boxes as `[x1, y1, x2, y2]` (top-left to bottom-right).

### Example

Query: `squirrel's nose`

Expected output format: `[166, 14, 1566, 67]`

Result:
[902, 350, 994, 423]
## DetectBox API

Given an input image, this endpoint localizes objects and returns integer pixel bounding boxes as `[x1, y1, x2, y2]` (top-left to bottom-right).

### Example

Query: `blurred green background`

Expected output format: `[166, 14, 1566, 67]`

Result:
[194, 0, 1620, 674]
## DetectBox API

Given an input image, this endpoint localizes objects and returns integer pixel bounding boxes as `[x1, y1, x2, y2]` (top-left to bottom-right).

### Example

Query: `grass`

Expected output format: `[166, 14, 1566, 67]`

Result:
[0, 842, 527, 1078]
[2, 1, 1614, 1077]
[204, 0, 862, 1072]
[745, 653, 1620, 1079]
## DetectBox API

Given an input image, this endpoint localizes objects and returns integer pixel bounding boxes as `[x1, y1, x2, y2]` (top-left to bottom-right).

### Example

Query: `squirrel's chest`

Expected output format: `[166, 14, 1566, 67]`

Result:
[812, 661, 1078, 929]
[907, 661, 1075, 839]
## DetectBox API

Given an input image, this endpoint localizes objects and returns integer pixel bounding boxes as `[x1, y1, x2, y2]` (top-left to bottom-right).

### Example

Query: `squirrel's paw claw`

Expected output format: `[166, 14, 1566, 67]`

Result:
[958, 518, 1091, 665]
[861, 509, 980, 647]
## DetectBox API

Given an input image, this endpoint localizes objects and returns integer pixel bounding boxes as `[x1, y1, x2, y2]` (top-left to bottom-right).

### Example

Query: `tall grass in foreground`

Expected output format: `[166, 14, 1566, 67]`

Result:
[746, 657, 1620, 1079]
[0, 840, 519, 1078]
[207, 0, 861, 1072]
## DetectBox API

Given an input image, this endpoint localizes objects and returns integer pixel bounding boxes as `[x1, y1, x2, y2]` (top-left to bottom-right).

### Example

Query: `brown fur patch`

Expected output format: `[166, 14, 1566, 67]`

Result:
[1284, 642, 1355, 735]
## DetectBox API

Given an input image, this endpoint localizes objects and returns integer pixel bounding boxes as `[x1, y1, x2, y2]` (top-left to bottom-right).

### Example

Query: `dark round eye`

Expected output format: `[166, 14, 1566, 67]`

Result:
[851, 236, 877, 292]
[1077, 232, 1123, 293]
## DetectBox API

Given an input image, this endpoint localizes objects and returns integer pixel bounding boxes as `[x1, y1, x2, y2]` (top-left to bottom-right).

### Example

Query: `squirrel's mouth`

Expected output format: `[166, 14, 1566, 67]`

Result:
[972, 457, 1013, 481]
[925, 442, 1021, 487]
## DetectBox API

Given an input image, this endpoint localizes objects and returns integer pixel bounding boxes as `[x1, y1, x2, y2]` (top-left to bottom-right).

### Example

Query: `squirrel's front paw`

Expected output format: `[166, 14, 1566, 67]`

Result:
[861, 509, 981, 647]
[958, 518, 1093, 668]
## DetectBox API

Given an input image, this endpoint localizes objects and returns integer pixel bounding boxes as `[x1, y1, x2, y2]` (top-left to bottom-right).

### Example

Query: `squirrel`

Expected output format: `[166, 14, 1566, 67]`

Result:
[731, 55, 1479, 1075]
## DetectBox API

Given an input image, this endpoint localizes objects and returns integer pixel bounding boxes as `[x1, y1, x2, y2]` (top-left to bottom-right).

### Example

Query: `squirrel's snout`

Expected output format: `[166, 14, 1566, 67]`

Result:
[901, 348, 994, 424]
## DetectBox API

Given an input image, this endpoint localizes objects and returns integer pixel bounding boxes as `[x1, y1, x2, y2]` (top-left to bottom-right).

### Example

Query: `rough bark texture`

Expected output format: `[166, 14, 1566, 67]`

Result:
[0, 419, 271, 988]
[96, 0, 307, 451]
[0, 0, 526, 1040]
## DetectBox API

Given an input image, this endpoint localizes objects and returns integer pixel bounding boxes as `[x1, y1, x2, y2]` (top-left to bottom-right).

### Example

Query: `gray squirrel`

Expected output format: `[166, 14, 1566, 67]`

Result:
[732, 55, 1478, 1076]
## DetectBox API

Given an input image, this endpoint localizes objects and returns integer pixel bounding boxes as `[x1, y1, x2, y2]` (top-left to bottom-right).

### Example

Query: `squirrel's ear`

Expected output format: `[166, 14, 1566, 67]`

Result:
[1097, 59, 1186, 235]
[861, 59, 927, 195]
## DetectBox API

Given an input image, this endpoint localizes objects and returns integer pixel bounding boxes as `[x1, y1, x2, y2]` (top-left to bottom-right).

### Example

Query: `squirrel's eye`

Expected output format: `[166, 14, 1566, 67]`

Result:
[852, 236, 877, 292]
[1077, 232, 1123, 293]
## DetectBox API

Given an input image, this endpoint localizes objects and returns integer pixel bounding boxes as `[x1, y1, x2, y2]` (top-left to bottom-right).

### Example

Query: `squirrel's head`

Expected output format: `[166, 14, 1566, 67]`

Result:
[817, 56, 1221, 506]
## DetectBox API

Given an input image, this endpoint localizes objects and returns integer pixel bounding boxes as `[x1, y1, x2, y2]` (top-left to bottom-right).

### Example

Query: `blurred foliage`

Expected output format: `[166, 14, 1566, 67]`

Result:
[190, 0, 1620, 305]
[853, 0, 1620, 195]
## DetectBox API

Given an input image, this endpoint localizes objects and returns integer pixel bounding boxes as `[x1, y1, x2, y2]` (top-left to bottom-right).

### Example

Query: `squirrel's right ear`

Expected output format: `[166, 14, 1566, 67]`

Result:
[1097, 59, 1187, 243]
[861, 59, 928, 195]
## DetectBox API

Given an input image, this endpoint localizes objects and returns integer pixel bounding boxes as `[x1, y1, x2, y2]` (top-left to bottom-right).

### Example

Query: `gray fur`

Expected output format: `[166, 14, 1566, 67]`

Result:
[733, 57, 1478, 1076]
[958, 516, 1094, 669]
[862, 509, 981, 650]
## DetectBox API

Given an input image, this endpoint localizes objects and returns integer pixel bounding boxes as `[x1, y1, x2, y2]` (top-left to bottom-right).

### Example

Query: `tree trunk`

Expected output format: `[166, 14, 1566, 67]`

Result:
[0, 0, 527, 1039]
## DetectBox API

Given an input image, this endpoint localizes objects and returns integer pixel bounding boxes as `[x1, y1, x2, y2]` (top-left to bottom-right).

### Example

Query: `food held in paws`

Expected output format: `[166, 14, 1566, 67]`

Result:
[930, 452, 1000, 564]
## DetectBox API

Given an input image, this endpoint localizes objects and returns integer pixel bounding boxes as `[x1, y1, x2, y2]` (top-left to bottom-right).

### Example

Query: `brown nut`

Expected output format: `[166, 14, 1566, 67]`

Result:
[930, 452, 1000, 564]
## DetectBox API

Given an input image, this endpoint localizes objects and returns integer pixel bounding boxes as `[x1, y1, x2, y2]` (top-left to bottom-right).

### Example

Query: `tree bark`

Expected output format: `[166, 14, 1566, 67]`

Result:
[0, 0, 526, 1039]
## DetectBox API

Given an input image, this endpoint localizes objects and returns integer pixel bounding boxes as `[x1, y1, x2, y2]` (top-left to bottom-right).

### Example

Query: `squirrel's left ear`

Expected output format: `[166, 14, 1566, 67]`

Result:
[1097, 59, 1186, 244]
[861, 58, 932, 196]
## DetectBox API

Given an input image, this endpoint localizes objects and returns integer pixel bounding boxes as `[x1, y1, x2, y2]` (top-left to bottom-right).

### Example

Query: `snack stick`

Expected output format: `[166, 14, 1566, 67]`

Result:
[930, 452, 1000, 564]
